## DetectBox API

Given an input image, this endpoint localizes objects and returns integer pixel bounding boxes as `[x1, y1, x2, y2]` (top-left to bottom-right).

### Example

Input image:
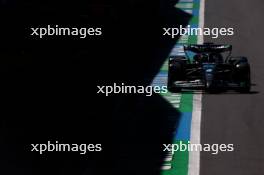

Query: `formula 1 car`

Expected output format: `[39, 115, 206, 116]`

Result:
[167, 43, 251, 92]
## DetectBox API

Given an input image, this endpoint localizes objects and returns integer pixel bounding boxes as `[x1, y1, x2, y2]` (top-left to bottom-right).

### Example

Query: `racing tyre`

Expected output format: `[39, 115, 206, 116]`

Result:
[229, 57, 248, 65]
[232, 57, 251, 93]
[167, 60, 184, 92]
[238, 71, 251, 93]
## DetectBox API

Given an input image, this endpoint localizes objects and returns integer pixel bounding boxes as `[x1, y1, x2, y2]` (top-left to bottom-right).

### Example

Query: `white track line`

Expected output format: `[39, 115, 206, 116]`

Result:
[197, 0, 205, 45]
[188, 0, 205, 175]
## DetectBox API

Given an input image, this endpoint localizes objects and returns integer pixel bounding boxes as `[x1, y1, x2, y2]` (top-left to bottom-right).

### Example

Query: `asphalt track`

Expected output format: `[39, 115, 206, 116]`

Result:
[201, 0, 264, 174]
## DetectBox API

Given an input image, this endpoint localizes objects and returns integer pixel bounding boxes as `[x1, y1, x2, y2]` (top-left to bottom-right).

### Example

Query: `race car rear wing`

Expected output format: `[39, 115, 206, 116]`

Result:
[184, 44, 232, 53]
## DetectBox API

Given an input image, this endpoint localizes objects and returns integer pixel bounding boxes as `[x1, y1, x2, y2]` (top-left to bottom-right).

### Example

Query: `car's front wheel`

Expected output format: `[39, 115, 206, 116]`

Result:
[167, 61, 184, 92]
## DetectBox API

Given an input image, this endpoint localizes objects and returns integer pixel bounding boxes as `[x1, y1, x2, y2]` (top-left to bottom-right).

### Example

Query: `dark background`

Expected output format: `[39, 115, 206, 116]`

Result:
[0, 1, 191, 174]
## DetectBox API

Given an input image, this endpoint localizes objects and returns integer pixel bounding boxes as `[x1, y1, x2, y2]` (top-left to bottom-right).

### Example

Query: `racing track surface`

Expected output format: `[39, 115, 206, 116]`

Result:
[201, 0, 264, 174]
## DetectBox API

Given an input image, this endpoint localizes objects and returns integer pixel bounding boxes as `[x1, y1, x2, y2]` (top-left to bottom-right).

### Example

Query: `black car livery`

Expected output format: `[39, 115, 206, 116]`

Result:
[167, 43, 251, 92]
